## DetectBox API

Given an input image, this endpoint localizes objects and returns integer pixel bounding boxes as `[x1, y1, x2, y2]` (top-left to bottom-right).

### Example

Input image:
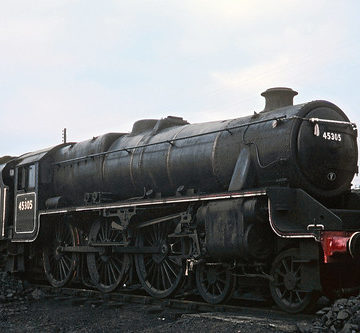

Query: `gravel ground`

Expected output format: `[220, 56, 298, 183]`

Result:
[0, 298, 307, 333]
[0, 272, 306, 332]
[0, 272, 359, 333]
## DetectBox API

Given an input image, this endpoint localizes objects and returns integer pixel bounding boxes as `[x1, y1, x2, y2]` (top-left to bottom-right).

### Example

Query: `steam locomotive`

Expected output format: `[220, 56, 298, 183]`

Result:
[0, 87, 359, 313]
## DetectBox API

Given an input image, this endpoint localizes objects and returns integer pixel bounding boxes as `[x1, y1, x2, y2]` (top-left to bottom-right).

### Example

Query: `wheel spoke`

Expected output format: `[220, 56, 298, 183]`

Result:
[289, 291, 293, 304]
[106, 264, 113, 284]
[275, 268, 286, 278]
[274, 281, 285, 287]
[100, 224, 105, 241]
[154, 225, 159, 241]
[111, 257, 123, 275]
[160, 224, 167, 240]
[109, 262, 117, 282]
[280, 289, 287, 299]
[282, 259, 290, 273]
[164, 259, 177, 278]
[61, 257, 70, 272]
[168, 256, 181, 267]
[162, 262, 172, 287]
[290, 258, 294, 273]
[160, 265, 167, 289]
[59, 260, 67, 281]
[155, 265, 161, 290]
[104, 222, 108, 241]
[144, 233, 153, 245]
[215, 282, 223, 295]
[211, 284, 216, 296]
[146, 261, 156, 280]
[217, 278, 226, 285]
[295, 291, 302, 302]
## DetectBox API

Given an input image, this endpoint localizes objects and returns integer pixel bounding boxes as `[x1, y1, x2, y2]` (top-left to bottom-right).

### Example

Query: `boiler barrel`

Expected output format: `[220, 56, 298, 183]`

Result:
[102, 117, 250, 198]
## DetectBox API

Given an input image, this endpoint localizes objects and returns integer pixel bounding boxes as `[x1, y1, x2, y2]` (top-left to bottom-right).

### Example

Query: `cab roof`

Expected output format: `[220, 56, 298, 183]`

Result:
[16, 143, 72, 167]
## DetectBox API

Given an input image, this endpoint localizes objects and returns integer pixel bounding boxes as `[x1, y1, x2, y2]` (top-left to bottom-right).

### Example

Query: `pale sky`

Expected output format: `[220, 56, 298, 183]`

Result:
[1, 0, 360, 185]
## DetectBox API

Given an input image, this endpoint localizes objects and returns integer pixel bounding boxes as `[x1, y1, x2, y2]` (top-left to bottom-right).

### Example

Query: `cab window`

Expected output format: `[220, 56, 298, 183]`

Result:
[28, 165, 36, 189]
[17, 165, 36, 191]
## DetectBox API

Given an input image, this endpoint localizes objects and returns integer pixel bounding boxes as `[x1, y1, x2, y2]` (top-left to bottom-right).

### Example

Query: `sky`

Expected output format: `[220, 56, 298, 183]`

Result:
[1, 0, 360, 185]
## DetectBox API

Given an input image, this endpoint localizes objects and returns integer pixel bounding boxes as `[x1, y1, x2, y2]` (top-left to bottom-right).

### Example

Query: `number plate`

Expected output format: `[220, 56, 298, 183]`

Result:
[322, 131, 342, 142]
[15, 192, 36, 233]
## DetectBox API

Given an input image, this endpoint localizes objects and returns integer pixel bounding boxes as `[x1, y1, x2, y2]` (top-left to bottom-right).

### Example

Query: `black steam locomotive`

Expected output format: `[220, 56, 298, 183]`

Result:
[0, 87, 359, 313]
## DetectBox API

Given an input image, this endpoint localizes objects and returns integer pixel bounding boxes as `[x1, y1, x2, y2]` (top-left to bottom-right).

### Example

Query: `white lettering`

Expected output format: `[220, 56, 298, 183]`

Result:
[322, 132, 342, 142]
[18, 199, 33, 211]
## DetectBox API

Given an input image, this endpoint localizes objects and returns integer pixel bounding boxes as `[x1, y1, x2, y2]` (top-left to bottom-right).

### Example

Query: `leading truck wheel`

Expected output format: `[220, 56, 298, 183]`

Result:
[43, 221, 79, 288]
[269, 248, 318, 313]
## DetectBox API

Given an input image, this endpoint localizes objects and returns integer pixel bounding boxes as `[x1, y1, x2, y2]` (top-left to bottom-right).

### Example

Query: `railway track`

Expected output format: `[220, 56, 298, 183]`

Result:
[29, 283, 316, 323]
[0, 272, 323, 332]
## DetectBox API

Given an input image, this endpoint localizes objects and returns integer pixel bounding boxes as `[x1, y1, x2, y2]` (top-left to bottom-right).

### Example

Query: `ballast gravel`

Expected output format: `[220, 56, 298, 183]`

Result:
[1, 272, 360, 332]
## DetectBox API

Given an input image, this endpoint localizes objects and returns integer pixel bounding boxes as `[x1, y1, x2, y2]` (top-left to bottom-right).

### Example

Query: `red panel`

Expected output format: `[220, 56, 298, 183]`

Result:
[321, 231, 353, 263]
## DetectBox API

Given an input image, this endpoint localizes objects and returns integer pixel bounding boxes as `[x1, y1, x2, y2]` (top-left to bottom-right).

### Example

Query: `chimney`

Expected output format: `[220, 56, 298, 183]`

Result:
[261, 87, 298, 112]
